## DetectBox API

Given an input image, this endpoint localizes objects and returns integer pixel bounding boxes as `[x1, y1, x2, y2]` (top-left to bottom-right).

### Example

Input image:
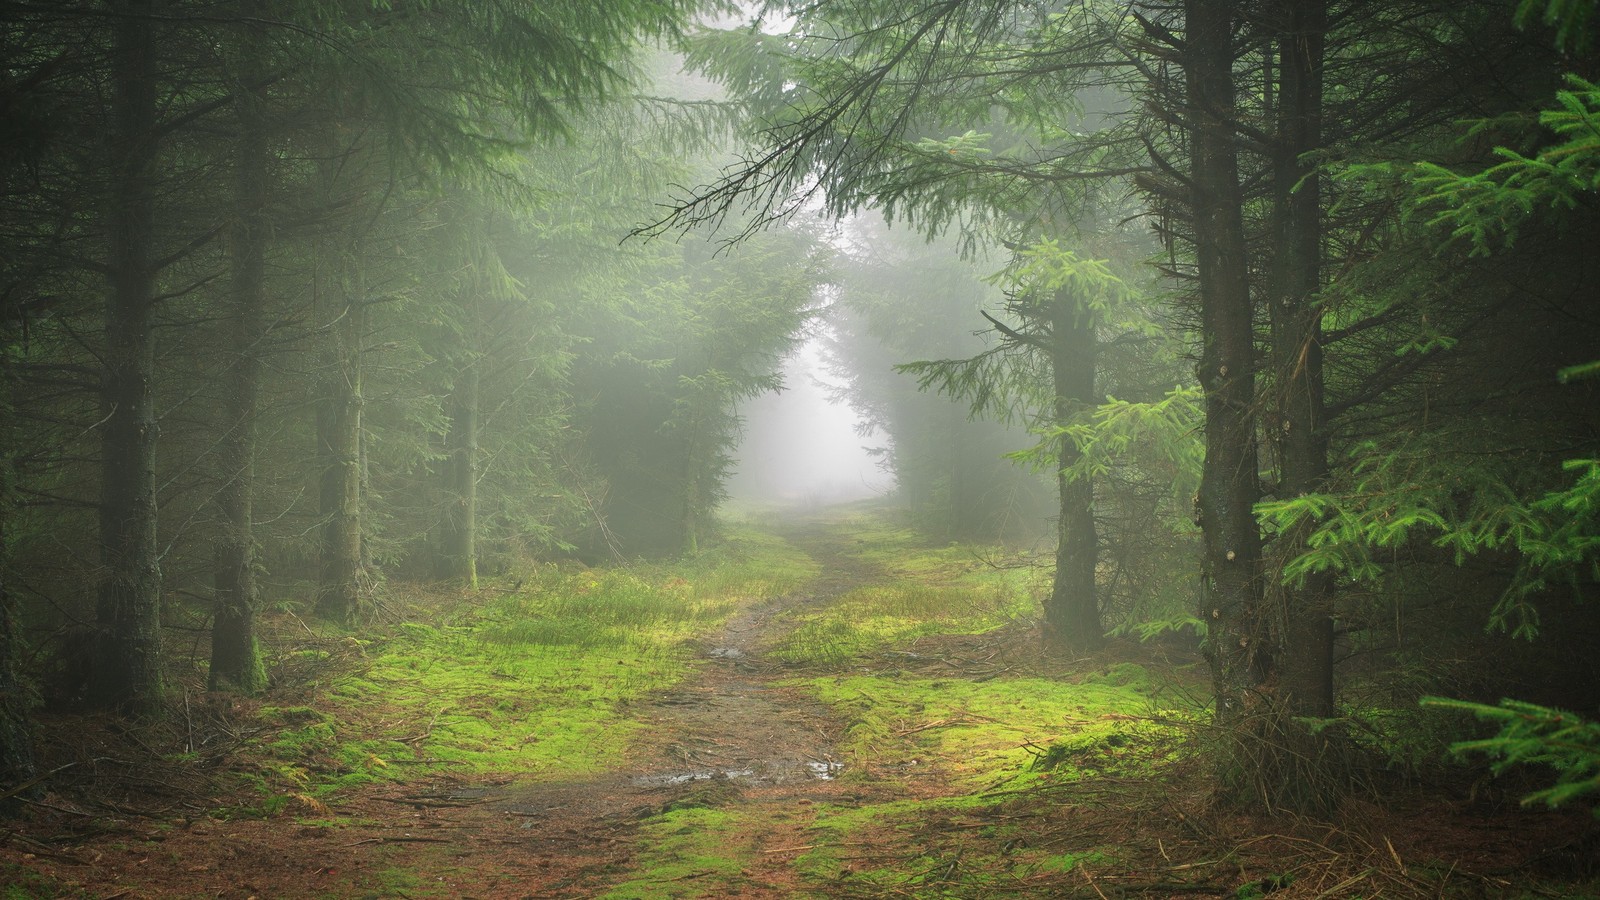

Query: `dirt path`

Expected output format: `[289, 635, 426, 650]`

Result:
[4, 519, 896, 899]
[464, 519, 883, 897]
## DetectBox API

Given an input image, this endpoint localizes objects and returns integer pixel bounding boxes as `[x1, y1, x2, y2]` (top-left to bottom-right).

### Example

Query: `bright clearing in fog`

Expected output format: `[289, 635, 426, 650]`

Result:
[728, 335, 893, 507]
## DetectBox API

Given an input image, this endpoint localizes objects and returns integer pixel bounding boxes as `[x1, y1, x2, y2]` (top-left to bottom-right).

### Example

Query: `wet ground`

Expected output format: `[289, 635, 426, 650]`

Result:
[0, 521, 899, 899]
[14, 516, 1588, 898]
[468, 520, 880, 896]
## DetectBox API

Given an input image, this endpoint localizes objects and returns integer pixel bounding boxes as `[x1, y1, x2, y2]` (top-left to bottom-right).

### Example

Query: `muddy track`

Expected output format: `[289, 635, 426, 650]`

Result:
[478, 519, 886, 897]
[3, 520, 895, 899]
[265, 518, 888, 899]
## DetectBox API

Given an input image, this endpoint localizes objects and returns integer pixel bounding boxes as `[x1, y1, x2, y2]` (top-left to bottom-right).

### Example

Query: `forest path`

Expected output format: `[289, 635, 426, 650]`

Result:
[457, 515, 888, 898]
[6, 514, 955, 899]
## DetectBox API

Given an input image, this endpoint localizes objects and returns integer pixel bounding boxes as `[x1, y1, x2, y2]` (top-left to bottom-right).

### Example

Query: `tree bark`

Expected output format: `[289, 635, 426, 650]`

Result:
[91, 0, 164, 715]
[0, 370, 37, 806]
[442, 362, 479, 588]
[1268, 0, 1334, 719]
[313, 254, 365, 624]
[1185, 0, 1268, 723]
[210, 17, 269, 692]
[1045, 287, 1103, 651]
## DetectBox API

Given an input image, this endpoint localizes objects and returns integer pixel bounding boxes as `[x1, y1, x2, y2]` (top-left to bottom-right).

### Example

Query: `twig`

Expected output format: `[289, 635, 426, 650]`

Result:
[342, 836, 453, 847]
[403, 706, 449, 746]
[284, 608, 317, 637]
[895, 718, 976, 737]
[2, 829, 96, 865]
[1312, 868, 1374, 899]
[0, 762, 79, 801]
[183, 687, 194, 755]
[1383, 835, 1407, 875]
[1083, 867, 1110, 900]
[373, 795, 493, 808]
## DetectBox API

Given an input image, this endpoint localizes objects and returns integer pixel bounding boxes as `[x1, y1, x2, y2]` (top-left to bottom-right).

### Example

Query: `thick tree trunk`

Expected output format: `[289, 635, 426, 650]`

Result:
[0, 391, 37, 805]
[210, 21, 269, 692]
[1268, 0, 1335, 719]
[308, 117, 369, 625]
[442, 363, 479, 588]
[92, 0, 164, 715]
[313, 262, 365, 624]
[1045, 287, 1103, 651]
[1185, 0, 1268, 723]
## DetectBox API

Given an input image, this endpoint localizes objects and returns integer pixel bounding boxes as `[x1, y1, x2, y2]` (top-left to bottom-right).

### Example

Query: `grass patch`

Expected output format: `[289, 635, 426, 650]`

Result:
[757, 503, 1047, 667]
[687, 520, 820, 601]
[800, 671, 1181, 788]
[768, 581, 1028, 666]
[245, 529, 817, 803]
[793, 793, 1074, 895]
[323, 572, 731, 777]
[598, 806, 759, 899]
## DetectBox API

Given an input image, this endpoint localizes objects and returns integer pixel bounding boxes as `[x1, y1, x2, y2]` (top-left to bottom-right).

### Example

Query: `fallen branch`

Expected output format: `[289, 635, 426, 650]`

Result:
[373, 795, 494, 808]
[0, 762, 79, 801]
[342, 836, 453, 847]
[402, 706, 450, 746]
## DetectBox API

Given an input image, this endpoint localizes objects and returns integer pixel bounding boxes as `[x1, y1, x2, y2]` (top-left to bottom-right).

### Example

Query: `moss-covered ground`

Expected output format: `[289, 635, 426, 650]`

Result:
[5, 502, 1594, 899]
[237, 523, 819, 812]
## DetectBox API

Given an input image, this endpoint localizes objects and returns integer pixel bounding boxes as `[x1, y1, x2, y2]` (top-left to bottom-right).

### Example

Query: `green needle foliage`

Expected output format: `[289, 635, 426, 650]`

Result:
[1404, 77, 1600, 255]
[1256, 444, 1600, 639]
[1423, 696, 1600, 814]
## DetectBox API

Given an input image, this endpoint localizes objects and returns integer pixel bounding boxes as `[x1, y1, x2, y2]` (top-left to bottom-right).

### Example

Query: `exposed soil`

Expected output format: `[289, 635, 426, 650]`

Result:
[4, 518, 1597, 898]
[0, 520, 925, 899]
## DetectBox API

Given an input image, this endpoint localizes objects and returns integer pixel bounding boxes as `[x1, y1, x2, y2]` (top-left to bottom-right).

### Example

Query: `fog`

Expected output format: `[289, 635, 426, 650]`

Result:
[727, 335, 895, 507]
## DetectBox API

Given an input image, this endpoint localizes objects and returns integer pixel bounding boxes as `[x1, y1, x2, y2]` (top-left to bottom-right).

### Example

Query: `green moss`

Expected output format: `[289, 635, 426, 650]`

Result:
[768, 578, 1035, 667]
[1030, 850, 1109, 874]
[1082, 661, 1156, 692]
[265, 721, 336, 759]
[599, 807, 754, 899]
[789, 793, 1019, 892]
[258, 705, 330, 727]
[243, 531, 818, 803]
[798, 674, 1177, 786]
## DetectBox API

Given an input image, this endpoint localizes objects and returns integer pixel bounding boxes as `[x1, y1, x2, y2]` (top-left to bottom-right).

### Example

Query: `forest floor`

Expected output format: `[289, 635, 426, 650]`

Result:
[3, 505, 1597, 899]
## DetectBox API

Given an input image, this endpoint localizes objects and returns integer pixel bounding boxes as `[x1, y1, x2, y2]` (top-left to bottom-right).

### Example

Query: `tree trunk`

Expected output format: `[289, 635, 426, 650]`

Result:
[313, 256, 365, 624]
[442, 363, 479, 588]
[1268, 0, 1334, 719]
[1185, 0, 1268, 722]
[681, 424, 702, 556]
[0, 367, 37, 806]
[91, 0, 164, 715]
[210, 19, 269, 692]
[1045, 287, 1103, 651]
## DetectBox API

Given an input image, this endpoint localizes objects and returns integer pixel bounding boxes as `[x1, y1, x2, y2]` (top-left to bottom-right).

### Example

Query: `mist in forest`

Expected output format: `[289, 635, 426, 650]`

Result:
[727, 335, 894, 507]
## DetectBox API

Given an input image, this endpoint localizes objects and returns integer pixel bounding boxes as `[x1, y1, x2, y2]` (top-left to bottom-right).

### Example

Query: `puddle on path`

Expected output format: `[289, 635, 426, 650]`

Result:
[806, 760, 844, 780]
[631, 759, 842, 788]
